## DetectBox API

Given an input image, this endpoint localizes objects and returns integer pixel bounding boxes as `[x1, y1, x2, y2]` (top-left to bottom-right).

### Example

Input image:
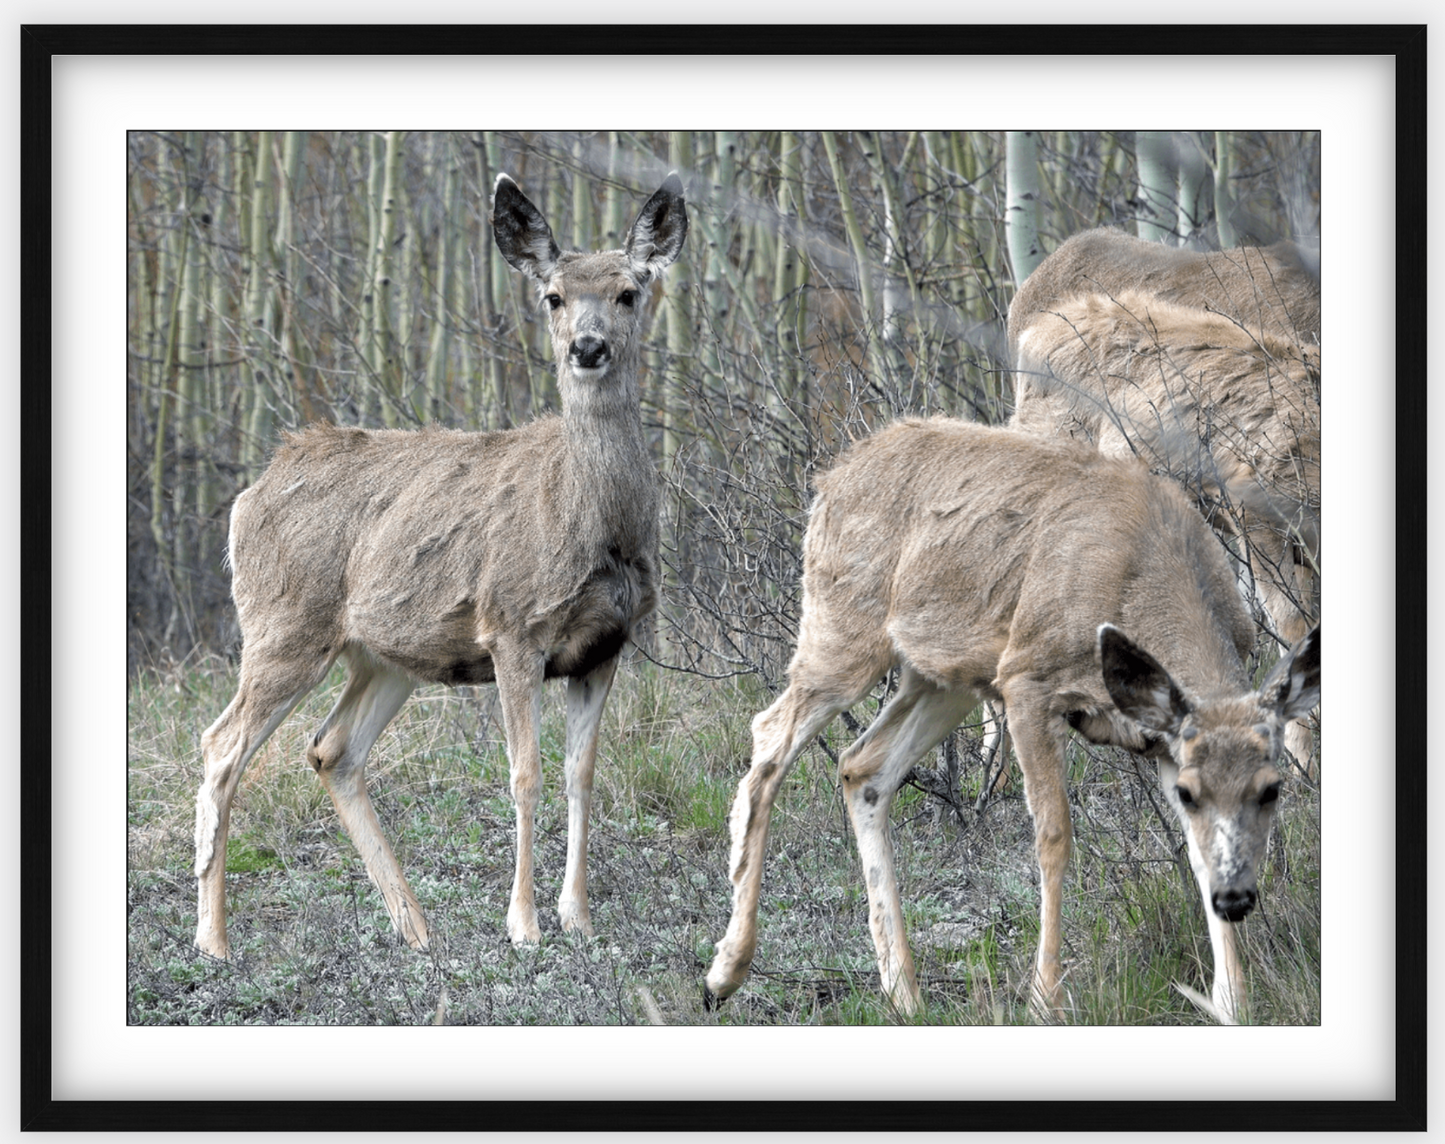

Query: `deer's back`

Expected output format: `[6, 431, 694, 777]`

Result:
[228, 420, 657, 684]
[1008, 227, 1320, 353]
[801, 419, 1252, 705]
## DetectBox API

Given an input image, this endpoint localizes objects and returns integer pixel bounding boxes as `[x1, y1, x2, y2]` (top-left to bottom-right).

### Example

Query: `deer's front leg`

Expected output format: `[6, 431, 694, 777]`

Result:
[1004, 688, 1073, 1022]
[557, 656, 619, 936]
[494, 646, 547, 945]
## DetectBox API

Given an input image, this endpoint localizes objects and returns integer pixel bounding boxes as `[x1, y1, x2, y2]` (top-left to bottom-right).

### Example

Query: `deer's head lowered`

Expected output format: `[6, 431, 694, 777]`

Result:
[1100, 623, 1321, 922]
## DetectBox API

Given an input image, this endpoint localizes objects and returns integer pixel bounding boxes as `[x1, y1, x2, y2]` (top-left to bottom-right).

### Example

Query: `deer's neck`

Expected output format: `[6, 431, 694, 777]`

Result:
[556, 365, 656, 553]
[1127, 572, 1251, 704]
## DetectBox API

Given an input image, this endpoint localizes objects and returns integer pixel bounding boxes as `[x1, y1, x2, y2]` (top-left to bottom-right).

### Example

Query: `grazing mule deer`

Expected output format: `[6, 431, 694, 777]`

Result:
[193, 173, 687, 959]
[1008, 229, 1320, 767]
[704, 419, 1319, 1022]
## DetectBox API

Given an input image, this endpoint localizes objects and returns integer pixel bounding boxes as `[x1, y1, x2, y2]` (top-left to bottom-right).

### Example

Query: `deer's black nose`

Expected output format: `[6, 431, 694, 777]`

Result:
[1212, 887, 1256, 922]
[570, 335, 609, 370]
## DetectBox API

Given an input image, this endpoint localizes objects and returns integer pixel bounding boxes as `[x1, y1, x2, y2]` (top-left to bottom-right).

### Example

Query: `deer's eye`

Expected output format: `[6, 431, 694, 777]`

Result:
[617, 289, 637, 308]
[545, 294, 562, 311]
[1259, 783, 1281, 806]
[1175, 785, 1197, 809]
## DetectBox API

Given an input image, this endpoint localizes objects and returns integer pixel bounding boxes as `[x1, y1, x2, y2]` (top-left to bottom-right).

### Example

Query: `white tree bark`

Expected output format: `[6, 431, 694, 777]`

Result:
[1214, 131, 1238, 248]
[1135, 129, 1176, 243]
[1005, 130, 1043, 283]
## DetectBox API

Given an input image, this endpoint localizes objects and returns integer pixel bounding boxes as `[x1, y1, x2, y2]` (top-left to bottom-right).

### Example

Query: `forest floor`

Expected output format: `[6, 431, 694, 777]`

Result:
[127, 654, 1320, 1027]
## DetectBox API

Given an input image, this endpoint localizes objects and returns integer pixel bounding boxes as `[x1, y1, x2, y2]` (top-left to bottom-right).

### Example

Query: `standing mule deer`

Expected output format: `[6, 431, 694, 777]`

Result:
[1008, 229, 1321, 769]
[193, 172, 687, 959]
[704, 419, 1319, 1022]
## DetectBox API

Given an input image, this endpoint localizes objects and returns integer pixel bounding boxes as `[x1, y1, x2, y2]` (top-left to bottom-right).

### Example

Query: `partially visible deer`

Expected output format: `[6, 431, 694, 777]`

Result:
[1006, 226, 1320, 352]
[1008, 229, 1320, 769]
[704, 419, 1319, 1023]
[194, 172, 687, 959]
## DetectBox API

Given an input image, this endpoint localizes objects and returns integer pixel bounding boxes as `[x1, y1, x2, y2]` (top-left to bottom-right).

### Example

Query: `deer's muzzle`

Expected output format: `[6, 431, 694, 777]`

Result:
[1211, 885, 1257, 922]
[570, 335, 610, 372]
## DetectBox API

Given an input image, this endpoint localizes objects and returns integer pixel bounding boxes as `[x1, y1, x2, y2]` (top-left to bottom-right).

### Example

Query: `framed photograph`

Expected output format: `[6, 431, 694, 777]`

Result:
[25, 21, 1424, 1132]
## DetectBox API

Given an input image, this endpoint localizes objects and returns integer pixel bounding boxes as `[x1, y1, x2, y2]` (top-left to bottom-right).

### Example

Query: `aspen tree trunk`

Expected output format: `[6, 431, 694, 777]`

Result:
[146, 135, 185, 477]
[1214, 131, 1237, 248]
[753, 134, 780, 323]
[1134, 129, 1176, 243]
[371, 130, 404, 424]
[468, 133, 501, 426]
[203, 137, 234, 454]
[696, 134, 763, 378]
[716, 132, 750, 369]
[767, 130, 812, 484]
[787, 135, 812, 468]
[947, 130, 982, 321]
[317, 139, 349, 408]
[127, 171, 158, 419]
[602, 132, 625, 247]
[931, 132, 968, 415]
[1098, 132, 1128, 227]
[821, 131, 883, 381]
[691, 132, 726, 382]
[356, 133, 384, 420]
[772, 130, 808, 404]
[922, 131, 952, 306]
[191, 173, 221, 583]
[571, 134, 593, 252]
[223, 131, 253, 448]
[276, 130, 308, 419]
[242, 130, 275, 469]
[150, 182, 188, 594]
[425, 134, 460, 419]
[1176, 131, 1209, 241]
[174, 132, 208, 600]
[395, 144, 419, 415]
[1005, 130, 1044, 284]
[864, 131, 922, 400]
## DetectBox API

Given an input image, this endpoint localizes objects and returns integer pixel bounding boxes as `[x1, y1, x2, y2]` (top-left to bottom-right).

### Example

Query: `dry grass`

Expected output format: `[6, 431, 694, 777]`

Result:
[127, 655, 1320, 1026]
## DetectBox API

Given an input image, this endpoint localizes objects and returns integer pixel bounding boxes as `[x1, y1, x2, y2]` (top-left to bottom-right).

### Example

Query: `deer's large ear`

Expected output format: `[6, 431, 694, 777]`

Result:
[1099, 623, 1192, 736]
[491, 174, 560, 282]
[1260, 625, 1320, 722]
[624, 172, 688, 281]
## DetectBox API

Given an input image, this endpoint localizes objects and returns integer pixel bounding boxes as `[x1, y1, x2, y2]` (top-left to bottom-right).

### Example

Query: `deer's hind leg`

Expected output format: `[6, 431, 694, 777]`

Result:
[557, 655, 620, 936]
[306, 649, 424, 949]
[195, 646, 334, 959]
[838, 668, 978, 1016]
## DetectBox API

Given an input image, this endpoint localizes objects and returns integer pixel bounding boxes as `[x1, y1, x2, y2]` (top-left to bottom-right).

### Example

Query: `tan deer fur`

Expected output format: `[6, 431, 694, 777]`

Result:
[704, 418, 1320, 1022]
[1006, 226, 1320, 354]
[1011, 232, 1323, 768]
[193, 173, 687, 959]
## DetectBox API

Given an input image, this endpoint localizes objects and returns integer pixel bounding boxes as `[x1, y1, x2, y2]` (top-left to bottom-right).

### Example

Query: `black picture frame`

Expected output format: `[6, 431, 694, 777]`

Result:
[25, 23, 1426, 1132]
